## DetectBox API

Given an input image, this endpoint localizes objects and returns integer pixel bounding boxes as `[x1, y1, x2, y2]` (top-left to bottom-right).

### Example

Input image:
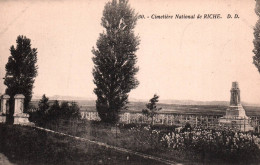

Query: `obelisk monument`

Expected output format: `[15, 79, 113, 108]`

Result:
[225, 82, 247, 119]
[219, 82, 253, 131]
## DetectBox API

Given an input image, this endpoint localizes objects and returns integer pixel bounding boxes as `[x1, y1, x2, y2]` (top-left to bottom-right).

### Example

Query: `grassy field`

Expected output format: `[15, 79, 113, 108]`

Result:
[77, 102, 260, 116]
[42, 119, 260, 165]
[44, 120, 192, 163]
[80, 104, 260, 117]
[24, 100, 260, 164]
[1, 119, 260, 165]
[0, 123, 166, 165]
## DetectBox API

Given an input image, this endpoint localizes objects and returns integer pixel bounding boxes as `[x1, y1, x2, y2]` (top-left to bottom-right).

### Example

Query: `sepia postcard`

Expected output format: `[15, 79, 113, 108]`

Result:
[0, 0, 260, 164]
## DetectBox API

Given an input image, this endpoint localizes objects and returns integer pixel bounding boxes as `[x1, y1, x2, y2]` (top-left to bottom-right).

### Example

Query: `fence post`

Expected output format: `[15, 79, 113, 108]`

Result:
[75, 119, 78, 135]
[257, 120, 260, 133]
[206, 116, 208, 128]
[180, 115, 183, 127]
[244, 118, 246, 132]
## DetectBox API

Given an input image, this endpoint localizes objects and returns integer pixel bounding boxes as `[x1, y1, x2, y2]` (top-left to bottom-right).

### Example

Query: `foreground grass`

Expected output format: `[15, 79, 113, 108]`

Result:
[42, 121, 202, 164]
[44, 120, 196, 163]
[0, 123, 163, 165]
[42, 120, 260, 165]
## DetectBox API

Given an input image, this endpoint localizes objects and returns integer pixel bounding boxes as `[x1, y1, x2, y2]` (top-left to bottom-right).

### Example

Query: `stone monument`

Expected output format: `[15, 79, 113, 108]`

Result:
[0, 94, 6, 123]
[1, 94, 10, 115]
[219, 82, 254, 131]
[13, 94, 31, 125]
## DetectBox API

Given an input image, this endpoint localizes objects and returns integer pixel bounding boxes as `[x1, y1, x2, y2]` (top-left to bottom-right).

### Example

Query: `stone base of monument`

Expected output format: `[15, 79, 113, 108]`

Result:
[219, 117, 254, 132]
[225, 105, 248, 118]
[13, 113, 34, 126]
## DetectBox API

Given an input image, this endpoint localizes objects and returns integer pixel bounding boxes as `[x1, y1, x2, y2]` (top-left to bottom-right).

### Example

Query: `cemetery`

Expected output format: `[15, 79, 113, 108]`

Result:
[1, 0, 260, 164]
[1, 82, 260, 164]
[80, 82, 260, 132]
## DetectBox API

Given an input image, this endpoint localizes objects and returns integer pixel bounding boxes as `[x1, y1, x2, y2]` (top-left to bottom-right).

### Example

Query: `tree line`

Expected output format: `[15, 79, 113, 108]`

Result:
[29, 94, 81, 125]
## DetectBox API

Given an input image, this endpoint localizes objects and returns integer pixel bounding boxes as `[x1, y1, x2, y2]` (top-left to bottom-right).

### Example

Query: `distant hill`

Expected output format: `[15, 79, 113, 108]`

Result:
[129, 98, 260, 107]
[32, 95, 92, 101]
[158, 99, 229, 106]
[30, 95, 260, 116]
[32, 95, 260, 107]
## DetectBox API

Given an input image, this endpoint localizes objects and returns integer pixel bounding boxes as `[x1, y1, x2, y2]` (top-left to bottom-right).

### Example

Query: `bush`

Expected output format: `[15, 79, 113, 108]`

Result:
[29, 99, 81, 125]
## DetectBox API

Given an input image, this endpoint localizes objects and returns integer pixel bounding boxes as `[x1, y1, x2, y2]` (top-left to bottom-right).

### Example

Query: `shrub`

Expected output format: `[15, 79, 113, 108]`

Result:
[29, 98, 81, 125]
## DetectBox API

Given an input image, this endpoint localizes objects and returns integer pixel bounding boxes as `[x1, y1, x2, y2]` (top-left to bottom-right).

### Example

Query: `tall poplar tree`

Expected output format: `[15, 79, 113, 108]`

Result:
[253, 0, 260, 73]
[4, 35, 38, 114]
[92, 0, 139, 123]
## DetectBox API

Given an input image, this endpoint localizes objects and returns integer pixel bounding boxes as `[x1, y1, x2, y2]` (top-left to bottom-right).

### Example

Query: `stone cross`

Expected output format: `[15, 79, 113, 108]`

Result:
[1, 95, 10, 115]
[14, 94, 25, 115]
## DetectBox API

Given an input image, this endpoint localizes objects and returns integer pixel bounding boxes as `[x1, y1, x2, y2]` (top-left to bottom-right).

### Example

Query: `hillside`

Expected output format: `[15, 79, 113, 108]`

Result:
[30, 99, 260, 116]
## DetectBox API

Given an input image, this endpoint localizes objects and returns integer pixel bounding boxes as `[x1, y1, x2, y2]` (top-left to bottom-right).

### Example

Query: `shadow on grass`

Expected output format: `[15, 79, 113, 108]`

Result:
[0, 123, 164, 165]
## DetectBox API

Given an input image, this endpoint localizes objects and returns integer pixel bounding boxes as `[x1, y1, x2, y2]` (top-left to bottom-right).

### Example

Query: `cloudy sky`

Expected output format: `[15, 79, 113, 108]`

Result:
[0, 0, 260, 103]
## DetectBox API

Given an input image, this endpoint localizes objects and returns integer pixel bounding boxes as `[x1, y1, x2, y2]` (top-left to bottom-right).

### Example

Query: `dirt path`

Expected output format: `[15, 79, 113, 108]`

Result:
[0, 153, 15, 165]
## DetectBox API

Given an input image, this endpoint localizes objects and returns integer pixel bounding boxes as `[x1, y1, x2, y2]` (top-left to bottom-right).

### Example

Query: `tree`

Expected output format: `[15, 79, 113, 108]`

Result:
[30, 99, 81, 125]
[29, 94, 49, 125]
[37, 94, 49, 124]
[142, 94, 162, 125]
[60, 101, 81, 120]
[4, 35, 38, 114]
[92, 0, 140, 123]
[47, 100, 61, 120]
[38, 94, 49, 113]
[253, 0, 260, 73]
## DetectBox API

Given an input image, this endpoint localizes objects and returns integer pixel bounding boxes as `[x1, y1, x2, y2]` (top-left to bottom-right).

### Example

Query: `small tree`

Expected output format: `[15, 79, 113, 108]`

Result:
[38, 94, 49, 112]
[92, 0, 140, 123]
[37, 94, 49, 124]
[142, 94, 162, 125]
[60, 101, 81, 120]
[4, 35, 38, 114]
[47, 100, 61, 120]
[29, 94, 49, 125]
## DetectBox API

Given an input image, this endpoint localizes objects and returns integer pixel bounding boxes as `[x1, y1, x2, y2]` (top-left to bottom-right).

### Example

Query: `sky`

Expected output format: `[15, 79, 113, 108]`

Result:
[0, 0, 260, 104]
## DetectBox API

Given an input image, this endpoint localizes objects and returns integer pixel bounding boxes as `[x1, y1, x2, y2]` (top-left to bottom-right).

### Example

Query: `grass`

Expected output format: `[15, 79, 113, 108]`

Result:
[44, 120, 197, 164]
[41, 119, 260, 164]
[41, 120, 206, 164]
[0, 123, 165, 165]
[1, 118, 260, 165]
